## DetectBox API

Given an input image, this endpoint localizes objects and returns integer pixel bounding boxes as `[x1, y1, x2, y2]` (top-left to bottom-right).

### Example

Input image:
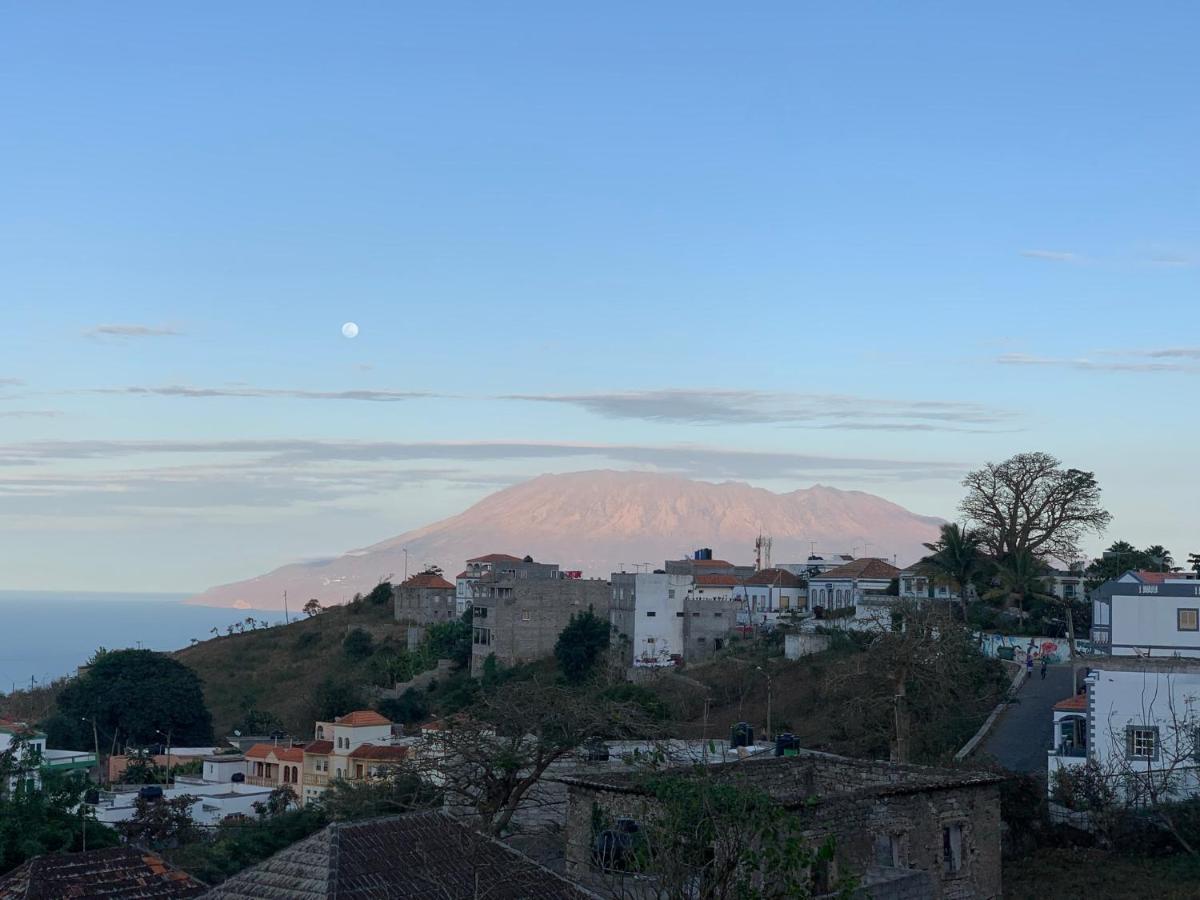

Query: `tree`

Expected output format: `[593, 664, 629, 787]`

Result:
[425, 615, 472, 670]
[319, 769, 440, 821]
[253, 785, 298, 818]
[376, 690, 429, 726]
[921, 523, 985, 616]
[984, 551, 1056, 621]
[0, 735, 119, 875]
[555, 608, 611, 683]
[311, 677, 364, 722]
[1145, 545, 1175, 571]
[303, 598, 323, 618]
[960, 451, 1112, 563]
[343, 628, 375, 660]
[116, 794, 198, 849]
[46, 649, 212, 752]
[366, 582, 395, 607]
[1190, 553, 1200, 577]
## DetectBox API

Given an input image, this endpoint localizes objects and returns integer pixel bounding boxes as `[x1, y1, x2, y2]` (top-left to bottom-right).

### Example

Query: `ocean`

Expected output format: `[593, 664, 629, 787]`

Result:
[1, 591, 283, 693]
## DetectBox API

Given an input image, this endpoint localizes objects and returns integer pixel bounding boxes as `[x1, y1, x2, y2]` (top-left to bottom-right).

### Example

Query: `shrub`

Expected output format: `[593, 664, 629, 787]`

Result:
[343, 629, 374, 660]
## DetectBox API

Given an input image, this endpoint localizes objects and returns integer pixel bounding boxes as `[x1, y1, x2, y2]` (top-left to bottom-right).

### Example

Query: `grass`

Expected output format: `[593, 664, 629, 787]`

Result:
[174, 596, 405, 737]
[1003, 848, 1200, 899]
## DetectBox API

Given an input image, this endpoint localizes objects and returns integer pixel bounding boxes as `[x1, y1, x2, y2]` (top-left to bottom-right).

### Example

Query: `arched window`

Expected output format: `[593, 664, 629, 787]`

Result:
[283, 766, 291, 783]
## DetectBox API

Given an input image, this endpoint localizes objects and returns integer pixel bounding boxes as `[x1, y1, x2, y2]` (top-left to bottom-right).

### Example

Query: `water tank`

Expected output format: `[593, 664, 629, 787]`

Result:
[231, 772, 245, 783]
[694, 548, 713, 561]
[730, 721, 755, 748]
[774, 733, 800, 757]
[138, 785, 164, 802]
[84, 789, 100, 805]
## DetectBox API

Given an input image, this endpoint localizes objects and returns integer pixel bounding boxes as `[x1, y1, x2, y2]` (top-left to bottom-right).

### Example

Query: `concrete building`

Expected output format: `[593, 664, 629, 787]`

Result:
[778, 554, 855, 577]
[1089, 570, 1200, 655]
[469, 575, 610, 676]
[663, 550, 755, 580]
[1, 718, 96, 791]
[394, 570, 458, 625]
[809, 558, 901, 612]
[455, 553, 563, 617]
[610, 571, 744, 668]
[561, 750, 1002, 899]
[897, 561, 960, 602]
[734, 567, 808, 626]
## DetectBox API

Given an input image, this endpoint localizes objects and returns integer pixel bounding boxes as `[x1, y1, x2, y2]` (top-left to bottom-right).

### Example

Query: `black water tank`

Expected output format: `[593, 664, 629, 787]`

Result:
[138, 785, 164, 801]
[730, 721, 754, 748]
[774, 733, 800, 757]
[84, 789, 100, 805]
[231, 772, 245, 783]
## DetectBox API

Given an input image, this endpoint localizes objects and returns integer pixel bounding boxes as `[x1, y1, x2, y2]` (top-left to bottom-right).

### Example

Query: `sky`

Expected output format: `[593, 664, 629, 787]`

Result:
[1, 2, 1197, 592]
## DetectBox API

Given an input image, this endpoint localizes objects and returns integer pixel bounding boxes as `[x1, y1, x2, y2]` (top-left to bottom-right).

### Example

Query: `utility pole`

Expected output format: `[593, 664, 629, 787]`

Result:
[283, 590, 290, 625]
[83, 716, 101, 786]
[403, 548, 409, 582]
[756, 665, 773, 743]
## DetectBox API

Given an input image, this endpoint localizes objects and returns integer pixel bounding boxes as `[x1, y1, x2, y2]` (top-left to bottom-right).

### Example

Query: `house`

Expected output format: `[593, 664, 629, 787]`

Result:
[0, 718, 96, 791]
[609, 570, 744, 668]
[561, 750, 1002, 899]
[808, 558, 901, 612]
[1089, 570, 1200, 655]
[734, 567, 808, 626]
[394, 571, 458, 625]
[90, 778, 276, 827]
[202, 810, 600, 899]
[897, 561, 960, 602]
[0, 846, 206, 899]
[245, 742, 305, 796]
[469, 568, 610, 676]
[1044, 568, 1088, 605]
[455, 553, 563, 616]
[301, 709, 398, 806]
[778, 554, 855, 577]
[663, 549, 756, 580]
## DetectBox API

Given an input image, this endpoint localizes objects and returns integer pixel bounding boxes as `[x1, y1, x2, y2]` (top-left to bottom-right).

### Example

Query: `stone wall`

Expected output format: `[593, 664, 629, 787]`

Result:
[394, 584, 457, 626]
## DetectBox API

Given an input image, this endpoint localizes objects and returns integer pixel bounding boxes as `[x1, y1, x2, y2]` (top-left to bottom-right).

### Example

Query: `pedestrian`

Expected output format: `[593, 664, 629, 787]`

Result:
[1025, 652, 1034, 677]
[1040, 655, 1048, 680]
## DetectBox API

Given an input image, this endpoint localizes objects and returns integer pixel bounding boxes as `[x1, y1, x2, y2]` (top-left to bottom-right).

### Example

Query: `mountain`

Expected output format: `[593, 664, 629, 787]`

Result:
[185, 470, 946, 609]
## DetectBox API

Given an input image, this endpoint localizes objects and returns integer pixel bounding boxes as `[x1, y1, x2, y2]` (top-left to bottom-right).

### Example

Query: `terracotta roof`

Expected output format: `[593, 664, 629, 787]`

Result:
[245, 743, 303, 762]
[334, 710, 392, 727]
[689, 558, 734, 568]
[0, 718, 44, 738]
[305, 740, 334, 755]
[347, 743, 409, 761]
[455, 570, 471, 579]
[203, 811, 599, 899]
[816, 558, 901, 581]
[0, 846, 206, 899]
[1054, 694, 1088, 712]
[467, 553, 524, 563]
[694, 574, 737, 587]
[401, 573, 455, 590]
[745, 568, 805, 588]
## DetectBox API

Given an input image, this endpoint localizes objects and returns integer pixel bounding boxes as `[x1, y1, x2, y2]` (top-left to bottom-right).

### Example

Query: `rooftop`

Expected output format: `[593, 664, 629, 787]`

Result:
[816, 558, 902, 581]
[333, 710, 392, 728]
[0, 719, 45, 739]
[467, 553, 525, 564]
[0, 846, 206, 899]
[1054, 694, 1088, 712]
[745, 568, 805, 588]
[245, 743, 305, 762]
[400, 572, 455, 590]
[347, 743, 409, 762]
[694, 573, 738, 587]
[203, 811, 598, 899]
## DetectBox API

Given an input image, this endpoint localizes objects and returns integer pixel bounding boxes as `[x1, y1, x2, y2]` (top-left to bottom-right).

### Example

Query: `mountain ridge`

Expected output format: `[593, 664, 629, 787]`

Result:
[185, 470, 945, 609]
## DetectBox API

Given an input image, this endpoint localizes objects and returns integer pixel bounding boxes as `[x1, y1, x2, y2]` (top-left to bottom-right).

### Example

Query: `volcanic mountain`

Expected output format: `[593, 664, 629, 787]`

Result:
[186, 470, 945, 609]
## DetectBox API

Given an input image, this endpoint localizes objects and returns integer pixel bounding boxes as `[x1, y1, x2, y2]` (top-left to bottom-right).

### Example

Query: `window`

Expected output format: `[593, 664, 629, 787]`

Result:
[1179, 608, 1199, 632]
[713, 611, 723, 618]
[692, 611, 701, 617]
[902, 578, 913, 594]
[668, 589, 675, 599]
[646, 611, 656, 617]
[675, 611, 685, 617]
[1127, 726, 1159, 760]
[942, 824, 963, 874]
[521, 609, 530, 621]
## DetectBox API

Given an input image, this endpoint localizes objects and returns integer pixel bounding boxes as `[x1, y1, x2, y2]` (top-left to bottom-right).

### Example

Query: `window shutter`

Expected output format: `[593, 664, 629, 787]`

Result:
[1125, 727, 1134, 759]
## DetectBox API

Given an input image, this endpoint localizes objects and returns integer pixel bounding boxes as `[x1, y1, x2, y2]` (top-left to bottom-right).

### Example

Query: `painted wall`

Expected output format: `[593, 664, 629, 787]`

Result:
[978, 634, 1067, 664]
[1111, 594, 1200, 657]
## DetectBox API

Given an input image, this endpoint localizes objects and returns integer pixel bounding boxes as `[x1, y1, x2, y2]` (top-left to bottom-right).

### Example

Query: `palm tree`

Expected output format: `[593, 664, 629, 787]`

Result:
[985, 551, 1055, 619]
[922, 523, 984, 618]
[1144, 545, 1174, 572]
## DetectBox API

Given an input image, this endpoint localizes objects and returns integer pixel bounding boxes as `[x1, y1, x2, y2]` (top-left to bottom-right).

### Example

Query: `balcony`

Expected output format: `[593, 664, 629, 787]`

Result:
[245, 775, 274, 787]
[303, 772, 328, 786]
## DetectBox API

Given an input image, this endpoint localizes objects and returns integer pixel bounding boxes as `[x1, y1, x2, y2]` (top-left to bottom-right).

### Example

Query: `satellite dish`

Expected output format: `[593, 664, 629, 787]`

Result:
[233, 730, 241, 737]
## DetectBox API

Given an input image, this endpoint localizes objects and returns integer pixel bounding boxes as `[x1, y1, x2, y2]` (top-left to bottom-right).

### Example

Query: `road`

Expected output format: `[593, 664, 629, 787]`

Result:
[979, 664, 1075, 774]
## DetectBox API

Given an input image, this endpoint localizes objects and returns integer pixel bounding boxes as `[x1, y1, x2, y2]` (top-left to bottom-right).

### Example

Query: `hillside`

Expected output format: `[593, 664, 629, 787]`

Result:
[173, 595, 410, 738]
[187, 470, 945, 609]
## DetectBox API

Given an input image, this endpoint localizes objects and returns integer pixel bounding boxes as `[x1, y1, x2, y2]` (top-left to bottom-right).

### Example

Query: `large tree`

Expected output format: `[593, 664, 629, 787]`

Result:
[921, 523, 985, 614]
[554, 608, 611, 684]
[46, 649, 213, 752]
[960, 451, 1111, 563]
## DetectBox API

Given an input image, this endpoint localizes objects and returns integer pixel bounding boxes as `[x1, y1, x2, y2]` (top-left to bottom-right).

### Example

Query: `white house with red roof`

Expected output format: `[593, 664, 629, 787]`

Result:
[733, 568, 808, 626]
[808, 558, 901, 612]
[245, 742, 305, 796]
[300, 709, 402, 806]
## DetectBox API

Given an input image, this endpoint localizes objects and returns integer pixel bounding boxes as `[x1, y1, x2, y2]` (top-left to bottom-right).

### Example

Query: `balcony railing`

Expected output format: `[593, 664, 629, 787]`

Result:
[303, 772, 329, 786]
[245, 775, 274, 787]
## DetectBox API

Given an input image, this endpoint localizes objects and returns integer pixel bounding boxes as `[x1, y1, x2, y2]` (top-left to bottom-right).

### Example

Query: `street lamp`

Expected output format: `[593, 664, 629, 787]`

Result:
[755, 666, 773, 744]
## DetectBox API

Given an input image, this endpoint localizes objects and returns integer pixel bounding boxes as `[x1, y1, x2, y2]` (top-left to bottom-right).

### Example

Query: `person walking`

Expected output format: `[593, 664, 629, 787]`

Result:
[1025, 651, 1034, 678]
[1040, 655, 1048, 680]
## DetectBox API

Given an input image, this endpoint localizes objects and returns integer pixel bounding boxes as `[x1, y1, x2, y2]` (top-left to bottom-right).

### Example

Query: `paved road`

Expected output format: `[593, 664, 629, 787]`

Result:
[979, 664, 1076, 774]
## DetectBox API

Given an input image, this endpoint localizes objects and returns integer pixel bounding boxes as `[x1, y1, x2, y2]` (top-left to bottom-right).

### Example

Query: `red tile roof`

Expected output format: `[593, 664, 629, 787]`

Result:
[335, 710, 393, 727]
[348, 743, 410, 761]
[694, 574, 737, 587]
[401, 573, 455, 590]
[1054, 694, 1088, 712]
[0, 846, 206, 898]
[455, 570, 471, 579]
[745, 568, 805, 588]
[305, 740, 334, 755]
[817, 558, 901, 581]
[467, 553, 524, 563]
[246, 742, 304, 762]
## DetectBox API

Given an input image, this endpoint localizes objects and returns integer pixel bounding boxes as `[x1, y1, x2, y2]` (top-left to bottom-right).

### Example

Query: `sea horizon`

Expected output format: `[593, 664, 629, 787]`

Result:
[2, 590, 285, 694]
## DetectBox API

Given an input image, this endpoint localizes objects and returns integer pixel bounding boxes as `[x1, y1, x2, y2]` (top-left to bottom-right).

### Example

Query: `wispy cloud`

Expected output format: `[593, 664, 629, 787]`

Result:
[0, 378, 23, 387]
[1020, 249, 1081, 263]
[0, 410, 62, 419]
[501, 389, 1014, 431]
[89, 385, 439, 402]
[997, 353, 1198, 374]
[1146, 254, 1195, 267]
[1143, 347, 1200, 360]
[85, 324, 183, 338]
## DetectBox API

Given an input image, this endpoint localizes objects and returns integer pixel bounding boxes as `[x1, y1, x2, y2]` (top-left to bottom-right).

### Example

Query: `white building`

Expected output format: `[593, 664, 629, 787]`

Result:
[91, 780, 275, 827]
[808, 558, 900, 612]
[301, 709, 400, 806]
[610, 572, 693, 667]
[896, 563, 959, 602]
[1, 718, 96, 792]
[733, 568, 807, 626]
[1090, 570, 1200, 656]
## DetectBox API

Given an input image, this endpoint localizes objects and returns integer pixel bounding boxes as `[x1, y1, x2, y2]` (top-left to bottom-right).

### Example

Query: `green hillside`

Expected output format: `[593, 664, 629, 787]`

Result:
[174, 588, 441, 738]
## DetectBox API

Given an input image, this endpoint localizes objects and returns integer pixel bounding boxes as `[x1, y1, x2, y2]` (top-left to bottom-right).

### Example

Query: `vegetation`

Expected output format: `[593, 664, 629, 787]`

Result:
[555, 608, 611, 683]
[45, 648, 213, 752]
[0, 735, 119, 875]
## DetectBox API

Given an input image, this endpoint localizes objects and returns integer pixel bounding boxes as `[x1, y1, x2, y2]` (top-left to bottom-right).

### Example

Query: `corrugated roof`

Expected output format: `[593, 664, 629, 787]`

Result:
[202, 811, 599, 899]
[0, 846, 206, 899]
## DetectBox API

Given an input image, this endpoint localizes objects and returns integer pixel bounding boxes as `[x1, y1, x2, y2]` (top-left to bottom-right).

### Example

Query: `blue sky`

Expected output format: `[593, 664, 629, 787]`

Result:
[2, 3, 1197, 591]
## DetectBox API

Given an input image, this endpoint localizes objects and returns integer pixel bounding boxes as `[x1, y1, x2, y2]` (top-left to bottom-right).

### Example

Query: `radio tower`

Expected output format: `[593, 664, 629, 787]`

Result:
[754, 533, 773, 571]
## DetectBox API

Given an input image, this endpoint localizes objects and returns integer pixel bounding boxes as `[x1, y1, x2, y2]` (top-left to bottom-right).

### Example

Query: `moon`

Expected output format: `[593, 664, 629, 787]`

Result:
[341, 322, 359, 339]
